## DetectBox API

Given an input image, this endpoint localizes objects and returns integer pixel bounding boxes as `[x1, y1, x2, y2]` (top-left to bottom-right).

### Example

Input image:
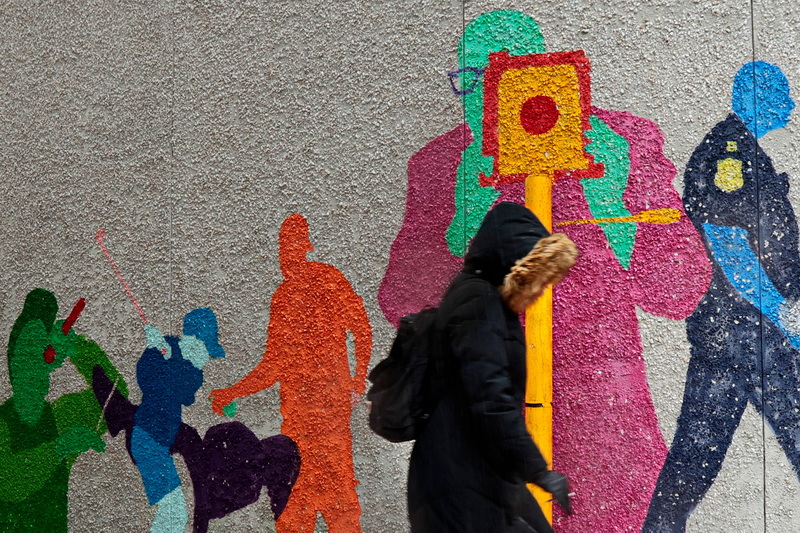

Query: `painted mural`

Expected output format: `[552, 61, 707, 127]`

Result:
[644, 61, 800, 533]
[92, 308, 302, 533]
[0, 213, 369, 531]
[379, 9, 712, 533]
[211, 213, 373, 533]
[94, 229, 302, 531]
[6, 5, 800, 533]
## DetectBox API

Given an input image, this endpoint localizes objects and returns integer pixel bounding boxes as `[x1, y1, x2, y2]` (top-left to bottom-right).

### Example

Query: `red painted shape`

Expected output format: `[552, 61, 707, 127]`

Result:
[481, 50, 603, 186]
[479, 172, 529, 187]
[520, 95, 559, 135]
[44, 345, 56, 364]
[553, 161, 605, 182]
[62, 298, 86, 334]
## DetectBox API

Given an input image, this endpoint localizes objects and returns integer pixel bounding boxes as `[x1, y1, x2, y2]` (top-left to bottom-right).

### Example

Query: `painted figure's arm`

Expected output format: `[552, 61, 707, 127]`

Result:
[593, 109, 712, 318]
[757, 172, 800, 302]
[57, 332, 129, 439]
[68, 334, 129, 397]
[53, 400, 107, 460]
[342, 281, 372, 395]
[210, 289, 287, 415]
[51, 328, 111, 453]
[377, 125, 469, 327]
[704, 223, 800, 348]
[628, 214, 712, 319]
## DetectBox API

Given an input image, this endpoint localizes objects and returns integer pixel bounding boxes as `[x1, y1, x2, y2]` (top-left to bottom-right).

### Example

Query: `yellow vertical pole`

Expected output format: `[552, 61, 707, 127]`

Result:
[524, 175, 554, 521]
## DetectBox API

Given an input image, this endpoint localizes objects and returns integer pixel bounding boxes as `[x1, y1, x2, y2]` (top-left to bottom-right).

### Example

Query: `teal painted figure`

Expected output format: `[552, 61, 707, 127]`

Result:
[0, 288, 127, 531]
[446, 10, 544, 257]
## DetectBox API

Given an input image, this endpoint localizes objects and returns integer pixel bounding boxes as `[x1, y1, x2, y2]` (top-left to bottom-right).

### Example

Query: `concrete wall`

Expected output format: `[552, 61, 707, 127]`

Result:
[1, 1, 799, 531]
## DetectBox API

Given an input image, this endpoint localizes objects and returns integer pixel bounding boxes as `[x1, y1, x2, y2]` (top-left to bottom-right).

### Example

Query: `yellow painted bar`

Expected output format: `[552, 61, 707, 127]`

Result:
[524, 175, 554, 521]
[556, 207, 681, 227]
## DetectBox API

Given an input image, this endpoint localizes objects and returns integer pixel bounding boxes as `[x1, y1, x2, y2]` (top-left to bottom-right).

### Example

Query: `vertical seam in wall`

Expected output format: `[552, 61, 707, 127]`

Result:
[168, 0, 177, 334]
[461, 0, 466, 253]
[749, 1, 767, 531]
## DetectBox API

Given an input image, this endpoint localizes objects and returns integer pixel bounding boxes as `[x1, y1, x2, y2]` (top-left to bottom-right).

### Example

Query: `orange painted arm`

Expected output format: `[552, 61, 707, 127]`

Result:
[343, 282, 372, 395]
[210, 288, 288, 415]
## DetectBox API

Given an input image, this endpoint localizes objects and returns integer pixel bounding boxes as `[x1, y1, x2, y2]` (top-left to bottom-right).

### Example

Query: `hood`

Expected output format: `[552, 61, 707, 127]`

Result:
[464, 202, 552, 284]
[464, 202, 578, 312]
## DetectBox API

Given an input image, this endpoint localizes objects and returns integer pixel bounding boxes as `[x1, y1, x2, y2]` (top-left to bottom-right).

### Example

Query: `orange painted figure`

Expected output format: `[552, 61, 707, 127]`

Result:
[210, 213, 372, 532]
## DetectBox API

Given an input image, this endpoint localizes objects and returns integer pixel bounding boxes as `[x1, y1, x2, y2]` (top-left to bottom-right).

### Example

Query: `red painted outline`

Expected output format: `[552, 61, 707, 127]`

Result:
[480, 50, 604, 186]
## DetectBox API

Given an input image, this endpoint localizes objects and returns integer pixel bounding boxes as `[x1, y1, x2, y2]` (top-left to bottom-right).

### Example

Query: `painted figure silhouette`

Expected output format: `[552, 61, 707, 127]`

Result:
[94, 370, 300, 533]
[0, 288, 126, 532]
[211, 213, 372, 533]
[379, 11, 711, 532]
[94, 308, 300, 533]
[644, 61, 800, 532]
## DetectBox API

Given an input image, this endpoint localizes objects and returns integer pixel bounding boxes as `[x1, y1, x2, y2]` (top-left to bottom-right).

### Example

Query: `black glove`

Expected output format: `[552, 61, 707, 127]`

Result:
[533, 470, 572, 515]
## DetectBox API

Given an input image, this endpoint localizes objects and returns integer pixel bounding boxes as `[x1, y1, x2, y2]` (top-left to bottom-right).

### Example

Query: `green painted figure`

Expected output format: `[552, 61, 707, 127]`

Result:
[0, 288, 127, 531]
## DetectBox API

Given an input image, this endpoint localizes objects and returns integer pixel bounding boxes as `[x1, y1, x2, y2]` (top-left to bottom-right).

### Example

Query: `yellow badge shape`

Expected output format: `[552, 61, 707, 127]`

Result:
[715, 157, 744, 192]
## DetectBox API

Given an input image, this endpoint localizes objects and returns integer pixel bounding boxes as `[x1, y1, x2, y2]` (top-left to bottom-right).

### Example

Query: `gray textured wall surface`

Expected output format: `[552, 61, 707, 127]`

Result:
[2, 1, 800, 532]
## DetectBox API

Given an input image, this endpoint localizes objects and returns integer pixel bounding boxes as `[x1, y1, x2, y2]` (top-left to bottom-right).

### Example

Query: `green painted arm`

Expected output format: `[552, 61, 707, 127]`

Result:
[53, 390, 109, 439]
[68, 334, 129, 397]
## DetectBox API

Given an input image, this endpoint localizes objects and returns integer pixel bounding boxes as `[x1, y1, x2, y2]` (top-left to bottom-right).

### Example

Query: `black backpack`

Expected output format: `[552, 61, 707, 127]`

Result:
[367, 307, 443, 442]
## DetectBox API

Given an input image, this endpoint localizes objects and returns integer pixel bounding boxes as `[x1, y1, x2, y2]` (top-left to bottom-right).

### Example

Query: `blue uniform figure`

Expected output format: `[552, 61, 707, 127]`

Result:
[644, 62, 800, 532]
[131, 308, 225, 533]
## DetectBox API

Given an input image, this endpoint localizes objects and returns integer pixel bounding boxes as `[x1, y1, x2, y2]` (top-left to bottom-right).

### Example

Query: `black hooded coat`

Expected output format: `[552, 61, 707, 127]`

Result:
[408, 202, 554, 533]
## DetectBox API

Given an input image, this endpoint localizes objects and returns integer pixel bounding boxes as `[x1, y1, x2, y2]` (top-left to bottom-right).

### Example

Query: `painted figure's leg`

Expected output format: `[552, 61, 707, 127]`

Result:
[315, 445, 362, 533]
[320, 482, 363, 533]
[275, 472, 318, 533]
[643, 355, 748, 533]
[131, 427, 183, 504]
[761, 335, 800, 476]
[151, 487, 188, 533]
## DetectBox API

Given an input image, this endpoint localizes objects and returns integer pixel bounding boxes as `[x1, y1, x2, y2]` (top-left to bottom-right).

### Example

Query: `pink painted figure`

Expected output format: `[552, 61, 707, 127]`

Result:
[378, 126, 524, 327]
[377, 125, 468, 327]
[380, 110, 711, 532]
[549, 108, 710, 531]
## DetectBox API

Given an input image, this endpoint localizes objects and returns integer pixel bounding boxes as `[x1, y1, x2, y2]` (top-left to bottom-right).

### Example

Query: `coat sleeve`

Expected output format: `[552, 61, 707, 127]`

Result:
[446, 282, 548, 483]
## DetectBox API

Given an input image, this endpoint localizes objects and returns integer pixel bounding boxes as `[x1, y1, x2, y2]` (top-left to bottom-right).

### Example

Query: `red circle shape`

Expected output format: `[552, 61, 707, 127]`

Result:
[519, 95, 559, 135]
[44, 345, 56, 364]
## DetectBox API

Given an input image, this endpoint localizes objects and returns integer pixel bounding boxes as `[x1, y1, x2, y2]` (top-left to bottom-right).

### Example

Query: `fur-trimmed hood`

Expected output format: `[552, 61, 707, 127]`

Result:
[464, 202, 578, 312]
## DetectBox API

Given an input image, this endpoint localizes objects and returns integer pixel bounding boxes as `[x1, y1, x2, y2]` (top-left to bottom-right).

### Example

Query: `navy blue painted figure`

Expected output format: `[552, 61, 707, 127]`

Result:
[644, 62, 800, 532]
[93, 308, 300, 533]
[133, 309, 225, 532]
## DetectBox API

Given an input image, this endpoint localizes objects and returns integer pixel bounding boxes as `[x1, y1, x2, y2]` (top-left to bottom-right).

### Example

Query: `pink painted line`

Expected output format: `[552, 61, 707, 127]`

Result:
[95, 228, 148, 324]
